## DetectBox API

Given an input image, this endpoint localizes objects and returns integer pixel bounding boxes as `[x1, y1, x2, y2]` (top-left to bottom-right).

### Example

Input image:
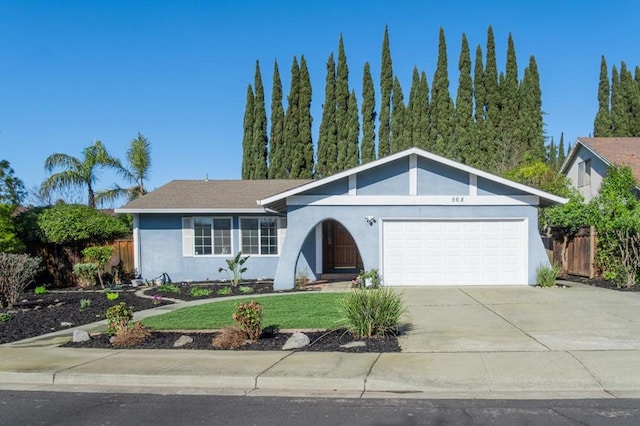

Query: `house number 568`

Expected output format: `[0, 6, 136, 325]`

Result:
[451, 196, 464, 203]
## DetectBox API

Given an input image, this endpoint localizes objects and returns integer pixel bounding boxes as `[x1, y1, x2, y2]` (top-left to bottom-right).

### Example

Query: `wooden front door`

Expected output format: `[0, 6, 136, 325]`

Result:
[323, 220, 360, 270]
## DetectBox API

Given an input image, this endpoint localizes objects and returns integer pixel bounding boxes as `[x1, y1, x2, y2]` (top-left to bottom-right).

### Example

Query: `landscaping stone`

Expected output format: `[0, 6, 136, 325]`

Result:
[73, 330, 91, 343]
[60, 321, 73, 327]
[282, 332, 310, 350]
[340, 341, 366, 349]
[173, 335, 194, 348]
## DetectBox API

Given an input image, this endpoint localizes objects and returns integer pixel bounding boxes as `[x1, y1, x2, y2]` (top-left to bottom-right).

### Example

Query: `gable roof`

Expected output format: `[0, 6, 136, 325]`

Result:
[116, 179, 310, 213]
[561, 137, 640, 183]
[259, 147, 568, 208]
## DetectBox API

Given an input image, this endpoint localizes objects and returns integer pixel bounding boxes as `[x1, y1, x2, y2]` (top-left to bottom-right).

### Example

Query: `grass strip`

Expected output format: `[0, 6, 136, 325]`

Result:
[142, 293, 346, 330]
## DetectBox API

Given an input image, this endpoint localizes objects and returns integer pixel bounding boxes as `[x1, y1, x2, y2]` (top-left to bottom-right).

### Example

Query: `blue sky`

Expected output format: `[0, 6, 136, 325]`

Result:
[1, 0, 639, 205]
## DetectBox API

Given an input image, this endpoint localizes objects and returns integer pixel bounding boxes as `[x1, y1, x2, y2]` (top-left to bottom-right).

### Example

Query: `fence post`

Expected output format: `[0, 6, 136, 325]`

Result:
[589, 225, 596, 278]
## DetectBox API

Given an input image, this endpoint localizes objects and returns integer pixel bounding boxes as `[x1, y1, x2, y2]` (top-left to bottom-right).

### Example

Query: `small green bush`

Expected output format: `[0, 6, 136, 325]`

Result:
[233, 301, 263, 341]
[158, 284, 180, 294]
[0, 313, 11, 322]
[338, 287, 405, 338]
[73, 263, 98, 287]
[79, 298, 92, 310]
[105, 302, 133, 335]
[105, 291, 120, 301]
[238, 285, 254, 294]
[217, 286, 232, 296]
[536, 263, 560, 287]
[189, 287, 213, 297]
[34, 285, 47, 295]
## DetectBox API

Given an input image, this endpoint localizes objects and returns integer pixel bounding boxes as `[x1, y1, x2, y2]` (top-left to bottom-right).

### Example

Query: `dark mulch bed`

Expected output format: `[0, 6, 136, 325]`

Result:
[561, 275, 640, 292]
[146, 281, 276, 302]
[63, 328, 400, 353]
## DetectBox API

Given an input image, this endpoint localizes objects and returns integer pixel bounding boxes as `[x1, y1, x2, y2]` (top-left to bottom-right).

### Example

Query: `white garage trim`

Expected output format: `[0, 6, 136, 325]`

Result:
[380, 218, 528, 286]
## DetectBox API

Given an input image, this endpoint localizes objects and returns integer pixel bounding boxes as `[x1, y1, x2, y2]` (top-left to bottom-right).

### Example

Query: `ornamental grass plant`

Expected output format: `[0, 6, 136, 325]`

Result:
[338, 287, 405, 338]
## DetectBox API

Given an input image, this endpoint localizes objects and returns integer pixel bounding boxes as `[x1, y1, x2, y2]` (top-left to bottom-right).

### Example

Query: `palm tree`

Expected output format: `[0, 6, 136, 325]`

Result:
[96, 133, 152, 205]
[41, 140, 122, 208]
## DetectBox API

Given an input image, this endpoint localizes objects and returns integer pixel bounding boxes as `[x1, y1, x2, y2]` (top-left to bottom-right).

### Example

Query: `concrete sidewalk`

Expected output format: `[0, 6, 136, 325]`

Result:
[1, 282, 640, 399]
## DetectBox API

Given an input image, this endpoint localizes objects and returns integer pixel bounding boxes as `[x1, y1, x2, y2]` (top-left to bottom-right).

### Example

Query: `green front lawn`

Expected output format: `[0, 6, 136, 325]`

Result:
[142, 293, 346, 330]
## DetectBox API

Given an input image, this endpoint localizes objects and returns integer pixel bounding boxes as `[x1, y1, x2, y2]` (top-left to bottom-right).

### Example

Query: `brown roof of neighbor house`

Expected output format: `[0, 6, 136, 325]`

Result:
[572, 137, 640, 183]
[116, 179, 311, 212]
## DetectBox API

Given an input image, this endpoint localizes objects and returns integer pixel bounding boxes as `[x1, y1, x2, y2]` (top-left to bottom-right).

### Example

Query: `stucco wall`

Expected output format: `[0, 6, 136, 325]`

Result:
[564, 145, 608, 202]
[137, 214, 281, 282]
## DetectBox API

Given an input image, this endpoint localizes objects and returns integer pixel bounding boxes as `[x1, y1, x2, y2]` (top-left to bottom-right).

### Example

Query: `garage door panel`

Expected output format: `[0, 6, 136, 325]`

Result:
[382, 219, 526, 286]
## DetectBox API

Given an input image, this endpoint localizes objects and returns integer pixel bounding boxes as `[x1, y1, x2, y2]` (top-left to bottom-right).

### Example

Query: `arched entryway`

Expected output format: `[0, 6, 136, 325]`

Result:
[322, 219, 363, 273]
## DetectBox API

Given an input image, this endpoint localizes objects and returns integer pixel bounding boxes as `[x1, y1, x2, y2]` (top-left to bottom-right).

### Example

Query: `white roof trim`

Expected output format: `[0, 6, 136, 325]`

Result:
[258, 147, 567, 206]
[115, 208, 270, 214]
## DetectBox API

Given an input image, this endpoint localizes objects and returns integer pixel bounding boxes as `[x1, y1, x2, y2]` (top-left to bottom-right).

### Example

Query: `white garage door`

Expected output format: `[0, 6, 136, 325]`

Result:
[382, 219, 527, 286]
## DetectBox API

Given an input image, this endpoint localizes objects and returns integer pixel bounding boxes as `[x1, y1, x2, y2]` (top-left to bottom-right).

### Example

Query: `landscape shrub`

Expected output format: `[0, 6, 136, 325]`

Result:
[217, 286, 232, 296]
[34, 285, 47, 295]
[158, 283, 180, 294]
[105, 291, 120, 301]
[0, 253, 42, 308]
[338, 287, 405, 338]
[110, 322, 151, 348]
[211, 326, 248, 349]
[233, 301, 263, 341]
[72, 263, 99, 287]
[238, 285, 254, 294]
[536, 263, 560, 287]
[218, 251, 249, 286]
[105, 302, 133, 335]
[189, 287, 213, 297]
[82, 245, 114, 288]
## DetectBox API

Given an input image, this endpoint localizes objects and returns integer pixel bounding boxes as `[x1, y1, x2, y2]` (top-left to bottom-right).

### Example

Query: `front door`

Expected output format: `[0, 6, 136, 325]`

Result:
[323, 220, 361, 270]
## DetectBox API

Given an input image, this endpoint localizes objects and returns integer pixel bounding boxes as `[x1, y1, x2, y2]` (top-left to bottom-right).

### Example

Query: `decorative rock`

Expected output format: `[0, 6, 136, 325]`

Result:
[173, 335, 194, 348]
[73, 330, 91, 343]
[282, 332, 310, 350]
[340, 341, 366, 349]
[60, 321, 73, 327]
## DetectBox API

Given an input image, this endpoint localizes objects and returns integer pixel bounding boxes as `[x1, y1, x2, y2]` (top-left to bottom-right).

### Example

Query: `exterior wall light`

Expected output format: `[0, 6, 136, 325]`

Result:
[365, 215, 376, 226]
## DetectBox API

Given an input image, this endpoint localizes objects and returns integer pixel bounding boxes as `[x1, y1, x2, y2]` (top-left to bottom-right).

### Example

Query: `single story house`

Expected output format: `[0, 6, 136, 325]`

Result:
[561, 137, 640, 202]
[116, 147, 567, 290]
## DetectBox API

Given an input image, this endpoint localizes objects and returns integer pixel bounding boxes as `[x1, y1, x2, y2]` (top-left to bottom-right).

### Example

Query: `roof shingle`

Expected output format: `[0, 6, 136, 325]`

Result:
[577, 137, 640, 183]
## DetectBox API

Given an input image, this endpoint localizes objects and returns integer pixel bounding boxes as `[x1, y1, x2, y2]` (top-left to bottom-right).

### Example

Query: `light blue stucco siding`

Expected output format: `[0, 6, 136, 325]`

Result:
[137, 214, 280, 282]
[417, 157, 469, 195]
[357, 158, 410, 195]
[273, 204, 548, 289]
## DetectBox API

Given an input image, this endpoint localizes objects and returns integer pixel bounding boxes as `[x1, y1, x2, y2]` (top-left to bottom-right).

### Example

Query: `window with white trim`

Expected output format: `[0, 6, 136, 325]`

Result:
[192, 217, 231, 255]
[578, 159, 591, 187]
[240, 218, 278, 255]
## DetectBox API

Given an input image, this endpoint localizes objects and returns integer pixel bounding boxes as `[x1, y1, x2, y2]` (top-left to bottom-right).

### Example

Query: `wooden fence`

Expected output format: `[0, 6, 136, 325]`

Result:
[26, 239, 134, 287]
[549, 226, 597, 278]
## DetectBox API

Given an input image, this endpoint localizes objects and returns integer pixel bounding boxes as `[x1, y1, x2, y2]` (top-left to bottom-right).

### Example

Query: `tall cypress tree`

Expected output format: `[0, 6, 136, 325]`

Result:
[621, 61, 640, 136]
[251, 61, 268, 179]
[296, 55, 314, 178]
[283, 56, 300, 177]
[484, 26, 500, 170]
[430, 27, 455, 157]
[611, 65, 628, 136]
[547, 137, 557, 168]
[268, 60, 286, 178]
[558, 132, 566, 167]
[455, 33, 474, 163]
[417, 71, 430, 150]
[361, 62, 376, 164]
[378, 26, 393, 157]
[518, 56, 545, 163]
[594, 56, 612, 136]
[241, 84, 255, 179]
[345, 90, 360, 167]
[391, 76, 406, 152]
[316, 53, 337, 177]
[335, 34, 351, 170]
[470, 44, 486, 168]
[496, 33, 520, 171]
[407, 67, 420, 146]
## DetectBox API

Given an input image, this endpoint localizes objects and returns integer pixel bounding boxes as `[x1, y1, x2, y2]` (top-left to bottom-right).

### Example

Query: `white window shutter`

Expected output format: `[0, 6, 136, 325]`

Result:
[182, 217, 194, 257]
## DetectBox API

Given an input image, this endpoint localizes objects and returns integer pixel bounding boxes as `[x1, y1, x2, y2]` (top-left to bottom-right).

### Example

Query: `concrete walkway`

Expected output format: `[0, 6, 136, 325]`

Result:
[1, 281, 640, 399]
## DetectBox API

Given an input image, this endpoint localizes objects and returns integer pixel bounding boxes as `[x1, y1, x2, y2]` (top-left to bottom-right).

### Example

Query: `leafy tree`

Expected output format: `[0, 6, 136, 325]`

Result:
[494, 33, 520, 173]
[344, 90, 360, 168]
[268, 60, 286, 179]
[251, 60, 269, 179]
[557, 132, 566, 168]
[295, 55, 314, 178]
[543, 194, 592, 268]
[0, 160, 26, 206]
[590, 166, 640, 287]
[518, 56, 545, 162]
[316, 53, 338, 177]
[470, 44, 487, 169]
[0, 205, 24, 253]
[610, 65, 628, 136]
[241, 84, 254, 179]
[454, 33, 474, 164]
[96, 133, 152, 205]
[335, 35, 352, 170]
[594, 56, 612, 136]
[547, 137, 557, 169]
[361, 62, 376, 164]
[378, 26, 393, 157]
[621, 62, 640, 136]
[41, 141, 122, 208]
[483, 25, 500, 167]
[390, 76, 406, 152]
[37, 204, 129, 244]
[505, 160, 573, 198]
[416, 71, 430, 150]
[406, 67, 420, 146]
[430, 27, 455, 157]
[81, 245, 114, 288]
[283, 56, 300, 177]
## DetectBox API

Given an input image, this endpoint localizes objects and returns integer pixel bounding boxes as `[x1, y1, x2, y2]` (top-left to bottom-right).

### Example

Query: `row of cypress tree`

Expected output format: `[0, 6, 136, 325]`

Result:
[241, 26, 547, 179]
[594, 56, 640, 137]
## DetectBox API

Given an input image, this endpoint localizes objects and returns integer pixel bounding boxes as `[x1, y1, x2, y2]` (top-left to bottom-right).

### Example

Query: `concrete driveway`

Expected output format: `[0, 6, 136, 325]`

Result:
[397, 281, 640, 353]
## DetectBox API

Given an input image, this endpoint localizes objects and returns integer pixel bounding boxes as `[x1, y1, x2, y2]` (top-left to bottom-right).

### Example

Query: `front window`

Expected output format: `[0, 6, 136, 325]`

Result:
[241, 218, 278, 255]
[194, 217, 231, 255]
[578, 159, 591, 187]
